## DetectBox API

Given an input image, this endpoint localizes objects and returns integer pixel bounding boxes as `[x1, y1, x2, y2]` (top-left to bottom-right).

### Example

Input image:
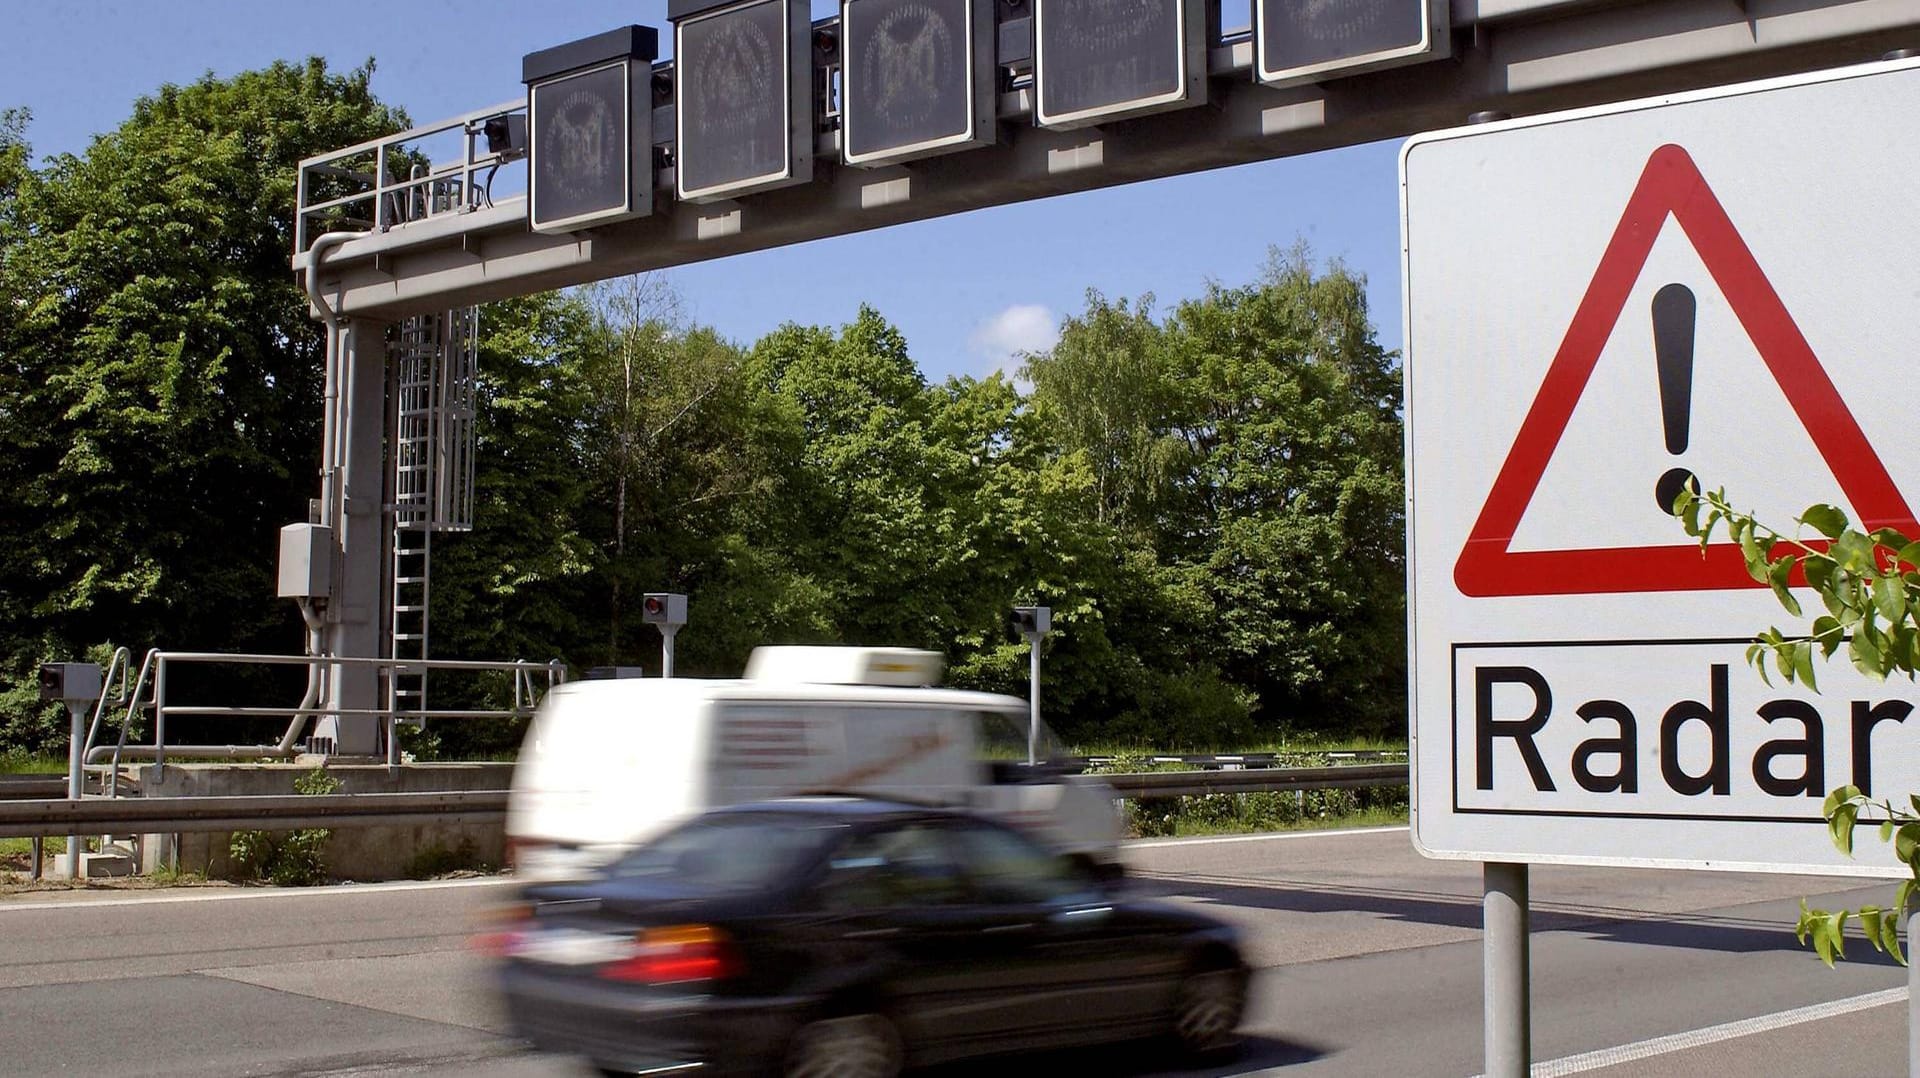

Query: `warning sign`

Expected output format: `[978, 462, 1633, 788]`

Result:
[1402, 59, 1920, 874]
[1453, 143, 1919, 598]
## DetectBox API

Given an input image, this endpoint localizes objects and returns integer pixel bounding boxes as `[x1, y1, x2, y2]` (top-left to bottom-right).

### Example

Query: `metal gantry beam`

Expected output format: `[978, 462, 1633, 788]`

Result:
[295, 0, 1920, 321]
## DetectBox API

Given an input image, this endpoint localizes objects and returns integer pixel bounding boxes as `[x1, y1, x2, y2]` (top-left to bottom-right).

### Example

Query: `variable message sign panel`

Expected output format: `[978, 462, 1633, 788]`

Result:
[841, 0, 995, 166]
[1255, 0, 1447, 88]
[1033, 0, 1204, 129]
[1402, 59, 1920, 876]
[524, 27, 658, 233]
[675, 0, 814, 202]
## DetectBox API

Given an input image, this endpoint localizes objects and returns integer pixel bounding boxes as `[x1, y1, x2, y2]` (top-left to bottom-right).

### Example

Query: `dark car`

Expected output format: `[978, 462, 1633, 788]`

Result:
[489, 797, 1248, 1077]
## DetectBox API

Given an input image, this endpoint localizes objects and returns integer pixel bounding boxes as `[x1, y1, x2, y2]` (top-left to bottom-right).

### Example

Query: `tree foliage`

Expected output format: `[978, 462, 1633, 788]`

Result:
[0, 60, 406, 753]
[1678, 487, 1920, 966]
[1025, 249, 1406, 738]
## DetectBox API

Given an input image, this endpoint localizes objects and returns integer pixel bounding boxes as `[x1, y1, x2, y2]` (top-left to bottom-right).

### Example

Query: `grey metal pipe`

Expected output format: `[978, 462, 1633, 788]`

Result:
[1910, 908, 1919, 1078]
[279, 602, 327, 754]
[87, 744, 293, 765]
[304, 231, 359, 519]
[1483, 862, 1531, 1078]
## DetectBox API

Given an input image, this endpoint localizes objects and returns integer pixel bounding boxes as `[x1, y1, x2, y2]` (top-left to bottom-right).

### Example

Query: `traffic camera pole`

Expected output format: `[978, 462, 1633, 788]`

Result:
[1027, 640, 1040, 766]
[65, 700, 85, 878]
[641, 593, 688, 679]
[1011, 606, 1051, 766]
[1483, 861, 1531, 1078]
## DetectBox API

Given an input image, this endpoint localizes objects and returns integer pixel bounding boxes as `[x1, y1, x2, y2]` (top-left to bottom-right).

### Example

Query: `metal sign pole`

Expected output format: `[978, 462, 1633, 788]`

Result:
[1910, 908, 1919, 1078]
[660, 626, 678, 679]
[1027, 636, 1041, 766]
[1484, 861, 1531, 1078]
[66, 701, 85, 879]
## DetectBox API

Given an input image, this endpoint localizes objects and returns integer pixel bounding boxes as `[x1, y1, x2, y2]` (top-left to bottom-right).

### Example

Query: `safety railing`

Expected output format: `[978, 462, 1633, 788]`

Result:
[76, 646, 136, 789]
[86, 650, 566, 788]
[294, 98, 527, 256]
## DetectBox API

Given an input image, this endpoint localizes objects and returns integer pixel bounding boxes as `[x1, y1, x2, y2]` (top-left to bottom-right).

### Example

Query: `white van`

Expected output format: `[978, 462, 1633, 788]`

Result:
[507, 646, 1121, 881]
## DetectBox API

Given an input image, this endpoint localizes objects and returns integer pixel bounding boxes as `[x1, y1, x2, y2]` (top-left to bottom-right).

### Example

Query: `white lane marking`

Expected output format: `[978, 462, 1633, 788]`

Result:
[1484, 986, 1908, 1077]
[0, 874, 518, 912]
[1127, 825, 1409, 849]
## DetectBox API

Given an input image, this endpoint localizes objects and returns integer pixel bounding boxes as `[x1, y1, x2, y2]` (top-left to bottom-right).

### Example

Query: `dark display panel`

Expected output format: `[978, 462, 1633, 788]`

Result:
[530, 63, 630, 229]
[1259, 0, 1427, 83]
[1036, 0, 1185, 124]
[678, 0, 793, 197]
[843, 0, 976, 163]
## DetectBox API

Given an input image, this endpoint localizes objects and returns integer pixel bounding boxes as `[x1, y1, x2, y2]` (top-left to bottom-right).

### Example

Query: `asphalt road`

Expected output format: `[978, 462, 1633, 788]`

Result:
[0, 827, 1905, 1077]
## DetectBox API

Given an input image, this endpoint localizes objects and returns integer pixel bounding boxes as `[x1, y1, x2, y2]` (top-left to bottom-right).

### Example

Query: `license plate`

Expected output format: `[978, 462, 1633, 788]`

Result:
[519, 928, 633, 966]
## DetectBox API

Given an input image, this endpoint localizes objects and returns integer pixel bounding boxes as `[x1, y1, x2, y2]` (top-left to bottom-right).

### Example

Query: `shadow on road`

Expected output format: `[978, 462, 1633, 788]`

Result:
[922, 1033, 1328, 1076]
[1122, 874, 1899, 963]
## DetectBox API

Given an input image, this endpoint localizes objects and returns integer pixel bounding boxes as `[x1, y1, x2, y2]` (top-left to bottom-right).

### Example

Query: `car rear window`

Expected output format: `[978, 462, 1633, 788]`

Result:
[607, 814, 841, 893]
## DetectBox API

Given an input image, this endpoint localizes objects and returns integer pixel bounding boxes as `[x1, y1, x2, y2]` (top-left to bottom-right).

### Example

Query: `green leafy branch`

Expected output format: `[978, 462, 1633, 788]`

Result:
[1676, 487, 1920, 966]
[1676, 487, 1920, 690]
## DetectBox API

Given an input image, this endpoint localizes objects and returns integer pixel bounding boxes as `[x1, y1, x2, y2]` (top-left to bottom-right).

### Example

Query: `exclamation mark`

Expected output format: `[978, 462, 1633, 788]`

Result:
[1653, 283, 1698, 514]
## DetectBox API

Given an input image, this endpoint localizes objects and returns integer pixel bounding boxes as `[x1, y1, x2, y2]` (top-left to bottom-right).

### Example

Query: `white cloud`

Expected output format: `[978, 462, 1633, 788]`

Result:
[966, 304, 1059, 380]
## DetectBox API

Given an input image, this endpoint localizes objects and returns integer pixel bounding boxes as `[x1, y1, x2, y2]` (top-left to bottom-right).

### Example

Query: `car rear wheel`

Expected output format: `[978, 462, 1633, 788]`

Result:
[1172, 966, 1246, 1057]
[784, 1013, 904, 1078]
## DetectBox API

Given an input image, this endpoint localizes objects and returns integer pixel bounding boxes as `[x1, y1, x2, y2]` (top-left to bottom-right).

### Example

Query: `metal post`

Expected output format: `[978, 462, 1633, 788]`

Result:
[66, 701, 84, 879]
[1484, 861, 1531, 1078]
[153, 656, 167, 777]
[317, 318, 388, 756]
[661, 626, 678, 679]
[1910, 907, 1920, 1078]
[1027, 636, 1041, 766]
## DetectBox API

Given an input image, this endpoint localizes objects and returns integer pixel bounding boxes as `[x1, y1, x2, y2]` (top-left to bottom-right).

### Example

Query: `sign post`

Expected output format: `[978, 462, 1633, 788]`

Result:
[1012, 606, 1051, 765]
[1403, 56, 1920, 1073]
[1483, 862, 1529, 1078]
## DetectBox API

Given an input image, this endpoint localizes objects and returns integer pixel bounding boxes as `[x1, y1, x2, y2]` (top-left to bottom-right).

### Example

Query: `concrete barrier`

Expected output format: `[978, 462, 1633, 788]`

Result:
[137, 762, 512, 880]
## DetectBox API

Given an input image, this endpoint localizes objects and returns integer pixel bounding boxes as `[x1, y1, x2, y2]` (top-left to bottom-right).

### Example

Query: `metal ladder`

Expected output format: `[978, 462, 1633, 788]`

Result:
[387, 308, 478, 732]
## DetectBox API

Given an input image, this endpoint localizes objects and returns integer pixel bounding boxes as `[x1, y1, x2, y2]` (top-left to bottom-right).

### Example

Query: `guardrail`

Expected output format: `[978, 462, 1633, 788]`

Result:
[0, 765, 1410, 840]
[1071, 751, 1406, 771]
[1099, 763, 1407, 799]
[0, 791, 508, 839]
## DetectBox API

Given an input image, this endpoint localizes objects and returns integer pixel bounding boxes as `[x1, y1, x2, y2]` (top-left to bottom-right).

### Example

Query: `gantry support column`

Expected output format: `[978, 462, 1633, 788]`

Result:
[314, 316, 388, 756]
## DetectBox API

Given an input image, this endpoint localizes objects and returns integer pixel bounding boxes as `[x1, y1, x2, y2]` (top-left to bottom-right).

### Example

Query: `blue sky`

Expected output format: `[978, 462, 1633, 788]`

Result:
[0, 0, 1403, 382]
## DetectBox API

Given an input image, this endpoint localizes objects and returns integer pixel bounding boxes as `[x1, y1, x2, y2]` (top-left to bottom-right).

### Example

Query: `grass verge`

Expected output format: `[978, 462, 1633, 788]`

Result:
[1134, 804, 1408, 839]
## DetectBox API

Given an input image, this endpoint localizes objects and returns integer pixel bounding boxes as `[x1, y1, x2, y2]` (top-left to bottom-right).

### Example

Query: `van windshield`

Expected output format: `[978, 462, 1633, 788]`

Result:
[606, 814, 841, 893]
[975, 710, 1066, 763]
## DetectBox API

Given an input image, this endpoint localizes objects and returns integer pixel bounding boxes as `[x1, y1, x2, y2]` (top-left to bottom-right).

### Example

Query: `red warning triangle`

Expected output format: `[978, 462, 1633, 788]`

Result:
[1454, 143, 1918, 598]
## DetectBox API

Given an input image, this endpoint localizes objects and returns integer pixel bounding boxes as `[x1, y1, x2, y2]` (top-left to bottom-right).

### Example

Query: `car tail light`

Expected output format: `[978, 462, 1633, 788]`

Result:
[599, 924, 741, 984]
[469, 903, 532, 958]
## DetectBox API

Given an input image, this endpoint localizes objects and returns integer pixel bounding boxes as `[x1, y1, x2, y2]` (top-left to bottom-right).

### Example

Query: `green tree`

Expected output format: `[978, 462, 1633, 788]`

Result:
[1023, 249, 1405, 741]
[0, 61, 407, 752]
[1679, 488, 1920, 965]
[1025, 292, 1195, 547]
[575, 276, 784, 673]
[1168, 249, 1405, 732]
